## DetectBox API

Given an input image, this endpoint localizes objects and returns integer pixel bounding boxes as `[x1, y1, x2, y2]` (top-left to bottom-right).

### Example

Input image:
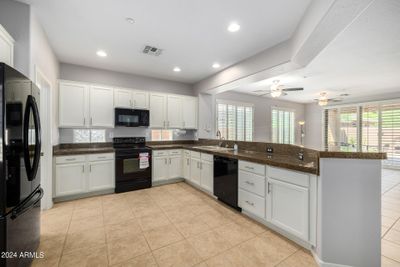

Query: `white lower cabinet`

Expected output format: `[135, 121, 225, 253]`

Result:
[54, 153, 115, 197]
[152, 150, 182, 183]
[189, 152, 213, 193]
[190, 158, 201, 185]
[55, 163, 86, 197]
[238, 161, 316, 245]
[266, 178, 309, 241]
[183, 151, 191, 180]
[88, 160, 115, 191]
[169, 156, 182, 178]
[239, 189, 266, 218]
[153, 157, 169, 182]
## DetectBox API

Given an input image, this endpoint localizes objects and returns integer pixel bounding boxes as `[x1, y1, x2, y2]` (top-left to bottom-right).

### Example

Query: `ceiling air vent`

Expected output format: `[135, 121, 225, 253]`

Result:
[142, 45, 163, 56]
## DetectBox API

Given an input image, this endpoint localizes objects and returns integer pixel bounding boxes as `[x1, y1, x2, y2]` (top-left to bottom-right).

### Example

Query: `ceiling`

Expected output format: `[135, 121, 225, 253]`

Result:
[233, 0, 400, 104]
[20, 0, 312, 83]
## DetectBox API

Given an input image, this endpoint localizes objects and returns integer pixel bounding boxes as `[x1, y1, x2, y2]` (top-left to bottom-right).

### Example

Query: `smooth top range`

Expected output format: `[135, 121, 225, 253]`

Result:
[113, 137, 152, 193]
[0, 63, 43, 267]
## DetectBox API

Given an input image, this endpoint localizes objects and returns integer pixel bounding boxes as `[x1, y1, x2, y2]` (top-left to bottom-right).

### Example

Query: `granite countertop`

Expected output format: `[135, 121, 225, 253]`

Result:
[319, 151, 387, 159]
[53, 144, 114, 156]
[53, 140, 386, 175]
[147, 144, 318, 174]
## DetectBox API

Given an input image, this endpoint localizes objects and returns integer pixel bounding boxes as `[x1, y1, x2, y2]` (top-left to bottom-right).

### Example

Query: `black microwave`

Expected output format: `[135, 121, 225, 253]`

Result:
[115, 108, 149, 127]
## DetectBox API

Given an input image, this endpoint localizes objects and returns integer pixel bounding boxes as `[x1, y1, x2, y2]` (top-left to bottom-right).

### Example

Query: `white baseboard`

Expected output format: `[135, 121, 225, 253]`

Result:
[311, 250, 354, 267]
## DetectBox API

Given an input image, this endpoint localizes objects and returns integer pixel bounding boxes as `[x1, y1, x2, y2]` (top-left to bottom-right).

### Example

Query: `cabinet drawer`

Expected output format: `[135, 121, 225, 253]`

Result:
[239, 170, 266, 197]
[201, 153, 213, 162]
[169, 149, 182, 156]
[267, 166, 309, 187]
[55, 155, 85, 164]
[88, 153, 114, 162]
[153, 150, 169, 157]
[239, 189, 265, 219]
[191, 151, 200, 159]
[239, 161, 265, 176]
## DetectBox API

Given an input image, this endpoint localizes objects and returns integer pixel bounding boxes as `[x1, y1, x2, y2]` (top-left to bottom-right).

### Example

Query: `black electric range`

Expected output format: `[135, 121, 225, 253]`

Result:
[113, 137, 152, 193]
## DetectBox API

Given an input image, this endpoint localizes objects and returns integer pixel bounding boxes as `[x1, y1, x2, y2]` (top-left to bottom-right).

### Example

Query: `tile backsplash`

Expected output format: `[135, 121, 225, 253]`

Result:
[59, 128, 196, 144]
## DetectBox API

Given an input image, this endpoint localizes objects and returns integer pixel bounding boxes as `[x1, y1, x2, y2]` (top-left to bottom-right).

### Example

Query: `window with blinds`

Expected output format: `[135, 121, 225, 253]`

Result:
[381, 103, 400, 166]
[324, 101, 400, 167]
[362, 105, 379, 152]
[324, 108, 340, 151]
[339, 107, 358, 152]
[271, 108, 295, 144]
[216, 101, 254, 141]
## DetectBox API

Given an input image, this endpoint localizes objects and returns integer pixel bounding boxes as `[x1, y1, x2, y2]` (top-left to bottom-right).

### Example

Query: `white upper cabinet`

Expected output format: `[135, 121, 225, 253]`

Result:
[0, 24, 14, 67]
[132, 91, 149, 109]
[90, 85, 114, 128]
[150, 93, 167, 128]
[59, 81, 89, 127]
[114, 88, 149, 109]
[114, 88, 132, 108]
[182, 96, 198, 129]
[167, 95, 182, 128]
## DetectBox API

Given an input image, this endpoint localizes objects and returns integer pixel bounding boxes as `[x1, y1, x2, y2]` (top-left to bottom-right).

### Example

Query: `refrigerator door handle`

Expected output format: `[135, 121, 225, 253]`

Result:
[10, 187, 43, 220]
[23, 95, 42, 181]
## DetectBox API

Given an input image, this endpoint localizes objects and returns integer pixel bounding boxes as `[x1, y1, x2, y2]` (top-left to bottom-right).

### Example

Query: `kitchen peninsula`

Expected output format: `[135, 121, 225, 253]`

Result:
[53, 138, 385, 267]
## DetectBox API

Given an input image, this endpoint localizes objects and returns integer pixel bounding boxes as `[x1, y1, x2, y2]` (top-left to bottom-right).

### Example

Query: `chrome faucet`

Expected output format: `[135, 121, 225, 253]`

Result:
[216, 130, 222, 140]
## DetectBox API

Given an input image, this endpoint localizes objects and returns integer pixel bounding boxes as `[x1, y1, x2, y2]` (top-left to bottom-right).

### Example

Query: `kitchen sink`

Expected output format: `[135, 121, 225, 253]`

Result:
[193, 145, 235, 151]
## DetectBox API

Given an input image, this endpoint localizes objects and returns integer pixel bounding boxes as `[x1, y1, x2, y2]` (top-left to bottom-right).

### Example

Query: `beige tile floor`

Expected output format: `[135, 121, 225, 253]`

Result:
[32, 168, 400, 267]
[382, 169, 400, 266]
[33, 182, 318, 267]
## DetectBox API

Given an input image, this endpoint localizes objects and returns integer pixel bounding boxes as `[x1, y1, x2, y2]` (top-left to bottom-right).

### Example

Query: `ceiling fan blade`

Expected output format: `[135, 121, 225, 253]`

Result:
[329, 99, 343, 102]
[252, 89, 270, 93]
[282, 87, 304, 91]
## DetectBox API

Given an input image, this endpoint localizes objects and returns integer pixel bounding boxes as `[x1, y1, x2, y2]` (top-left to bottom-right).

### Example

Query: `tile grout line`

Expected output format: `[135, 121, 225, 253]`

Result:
[57, 202, 76, 267]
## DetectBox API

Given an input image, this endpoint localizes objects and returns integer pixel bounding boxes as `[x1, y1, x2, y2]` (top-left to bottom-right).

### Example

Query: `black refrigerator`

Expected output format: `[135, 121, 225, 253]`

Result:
[0, 63, 43, 266]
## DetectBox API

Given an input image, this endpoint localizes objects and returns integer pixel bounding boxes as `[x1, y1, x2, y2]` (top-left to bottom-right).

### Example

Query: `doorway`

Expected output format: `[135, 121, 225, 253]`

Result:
[34, 66, 53, 210]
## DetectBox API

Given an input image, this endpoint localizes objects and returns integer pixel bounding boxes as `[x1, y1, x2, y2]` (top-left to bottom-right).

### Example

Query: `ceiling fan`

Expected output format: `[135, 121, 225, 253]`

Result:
[253, 80, 303, 98]
[314, 92, 348, 106]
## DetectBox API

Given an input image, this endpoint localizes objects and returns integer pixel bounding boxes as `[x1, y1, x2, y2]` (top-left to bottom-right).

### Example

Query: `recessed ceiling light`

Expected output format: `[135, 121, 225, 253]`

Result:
[173, 67, 181, 72]
[96, 50, 107, 57]
[126, 17, 135, 24]
[212, 63, 221, 69]
[227, 22, 240, 32]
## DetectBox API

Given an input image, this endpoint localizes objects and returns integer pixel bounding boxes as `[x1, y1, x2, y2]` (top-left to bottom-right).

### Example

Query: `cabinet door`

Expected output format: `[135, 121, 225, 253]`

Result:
[169, 156, 182, 179]
[150, 93, 166, 128]
[132, 91, 149, 109]
[114, 88, 132, 108]
[166, 95, 182, 128]
[267, 178, 309, 241]
[59, 82, 88, 127]
[200, 160, 213, 193]
[152, 157, 169, 182]
[183, 156, 191, 180]
[90, 85, 114, 128]
[88, 160, 115, 191]
[190, 159, 201, 185]
[0, 25, 14, 67]
[55, 163, 86, 197]
[182, 97, 197, 129]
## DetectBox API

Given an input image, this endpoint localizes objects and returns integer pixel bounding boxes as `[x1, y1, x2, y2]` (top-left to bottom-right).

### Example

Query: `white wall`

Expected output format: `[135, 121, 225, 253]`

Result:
[30, 11, 60, 145]
[304, 103, 323, 149]
[200, 91, 306, 144]
[60, 63, 193, 96]
[0, 0, 30, 76]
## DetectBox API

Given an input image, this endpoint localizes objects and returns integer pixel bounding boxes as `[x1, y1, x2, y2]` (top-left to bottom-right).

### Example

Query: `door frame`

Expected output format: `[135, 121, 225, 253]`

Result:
[34, 65, 53, 210]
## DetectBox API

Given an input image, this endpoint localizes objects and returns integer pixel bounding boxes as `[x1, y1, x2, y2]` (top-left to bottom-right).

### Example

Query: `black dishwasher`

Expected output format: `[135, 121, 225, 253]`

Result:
[213, 156, 240, 210]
